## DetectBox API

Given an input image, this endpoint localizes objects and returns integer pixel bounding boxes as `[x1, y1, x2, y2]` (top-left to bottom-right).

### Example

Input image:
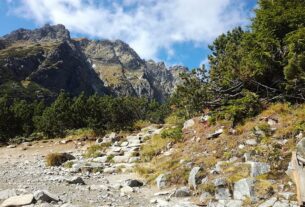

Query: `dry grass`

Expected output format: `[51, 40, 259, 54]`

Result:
[140, 134, 172, 162]
[133, 120, 151, 130]
[45, 153, 75, 167]
[84, 143, 111, 158]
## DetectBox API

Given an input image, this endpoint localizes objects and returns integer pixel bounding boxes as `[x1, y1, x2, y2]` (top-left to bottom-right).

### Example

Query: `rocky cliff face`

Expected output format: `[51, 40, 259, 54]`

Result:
[0, 24, 187, 101]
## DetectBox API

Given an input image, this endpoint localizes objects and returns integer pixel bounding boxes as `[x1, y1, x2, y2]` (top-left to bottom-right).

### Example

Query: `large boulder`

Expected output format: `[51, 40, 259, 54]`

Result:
[0, 189, 17, 200]
[34, 190, 59, 203]
[233, 178, 256, 201]
[1, 194, 34, 207]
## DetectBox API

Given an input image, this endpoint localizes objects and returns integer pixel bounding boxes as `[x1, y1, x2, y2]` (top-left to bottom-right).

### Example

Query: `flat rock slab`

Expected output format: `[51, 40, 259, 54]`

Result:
[0, 189, 17, 200]
[1, 194, 34, 207]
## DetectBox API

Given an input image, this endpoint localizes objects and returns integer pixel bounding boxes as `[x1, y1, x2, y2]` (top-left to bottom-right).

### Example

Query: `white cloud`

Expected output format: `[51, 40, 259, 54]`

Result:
[7, 0, 251, 61]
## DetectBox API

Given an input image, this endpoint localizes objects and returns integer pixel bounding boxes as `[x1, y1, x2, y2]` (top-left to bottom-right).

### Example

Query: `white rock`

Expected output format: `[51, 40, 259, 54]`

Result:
[245, 139, 257, 146]
[156, 174, 167, 190]
[0, 189, 17, 200]
[258, 197, 277, 207]
[120, 186, 134, 193]
[1, 194, 34, 207]
[183, 119, 195, 130]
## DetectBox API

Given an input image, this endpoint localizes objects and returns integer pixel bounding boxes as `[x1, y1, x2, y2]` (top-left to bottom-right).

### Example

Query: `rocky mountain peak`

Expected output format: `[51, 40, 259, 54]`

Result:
[3, 24, 70, 42]
[0, 24, 188, 102]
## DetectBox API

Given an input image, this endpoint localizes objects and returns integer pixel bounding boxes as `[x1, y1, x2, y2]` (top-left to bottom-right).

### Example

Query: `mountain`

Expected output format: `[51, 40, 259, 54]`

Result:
[0, 24, 187, 102]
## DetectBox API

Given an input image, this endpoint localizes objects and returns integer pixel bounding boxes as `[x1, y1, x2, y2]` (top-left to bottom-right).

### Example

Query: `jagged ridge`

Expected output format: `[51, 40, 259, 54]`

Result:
[0, 24, 188, 101]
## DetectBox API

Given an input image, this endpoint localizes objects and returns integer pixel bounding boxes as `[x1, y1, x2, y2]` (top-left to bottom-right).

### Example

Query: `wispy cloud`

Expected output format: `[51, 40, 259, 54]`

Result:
[7, 0, 251, 61]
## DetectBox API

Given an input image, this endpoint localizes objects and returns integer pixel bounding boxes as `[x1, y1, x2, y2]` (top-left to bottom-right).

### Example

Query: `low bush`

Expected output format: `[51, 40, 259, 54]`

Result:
[140, 135, 172, 162]
[133, 120, 151, 130]
[83, 143, 111, 158]
[161, 127, 183, 141]
[45, 153, 75, 167]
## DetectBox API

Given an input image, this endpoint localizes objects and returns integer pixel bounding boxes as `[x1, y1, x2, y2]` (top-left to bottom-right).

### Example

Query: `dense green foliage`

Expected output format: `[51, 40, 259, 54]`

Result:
[0, 92, 170, 142]
[173, 0, 305, 124]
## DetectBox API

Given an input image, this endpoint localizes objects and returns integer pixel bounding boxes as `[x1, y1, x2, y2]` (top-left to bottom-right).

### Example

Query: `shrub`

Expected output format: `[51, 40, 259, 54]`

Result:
[45, 153, 75, 167]
[211, 91, 262, 126]
[84, 143, 111, 158]
[133, 120, 151, 130]
[106, 154, 114, 163]
[140, 135, 172, 162]
[161, 127, 183, 141]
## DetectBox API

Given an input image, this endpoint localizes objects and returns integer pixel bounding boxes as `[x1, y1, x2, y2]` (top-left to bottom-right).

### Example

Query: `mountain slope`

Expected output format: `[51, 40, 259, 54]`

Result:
[0, 24, 187, 101]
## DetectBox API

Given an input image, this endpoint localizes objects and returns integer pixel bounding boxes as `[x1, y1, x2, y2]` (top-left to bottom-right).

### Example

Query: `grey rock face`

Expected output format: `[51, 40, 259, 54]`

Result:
[247, 161, 270, 177]
[297, 138, 305, 161]
[233, 178, 255, 200]
[188, 166, 202, 189]
[3, 24, 70, 42]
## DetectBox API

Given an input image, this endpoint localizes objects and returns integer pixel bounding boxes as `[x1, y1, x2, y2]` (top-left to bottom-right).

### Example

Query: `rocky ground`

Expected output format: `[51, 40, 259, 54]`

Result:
[0, 126, 196, 207]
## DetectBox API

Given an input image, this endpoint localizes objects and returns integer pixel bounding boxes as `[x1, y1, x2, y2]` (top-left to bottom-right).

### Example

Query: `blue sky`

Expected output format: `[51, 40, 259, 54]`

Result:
[0, 0, 257, 69]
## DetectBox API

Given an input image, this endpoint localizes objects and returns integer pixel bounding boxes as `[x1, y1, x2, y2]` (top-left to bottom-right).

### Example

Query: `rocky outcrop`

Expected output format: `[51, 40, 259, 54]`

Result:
[0, 24, 187, 101]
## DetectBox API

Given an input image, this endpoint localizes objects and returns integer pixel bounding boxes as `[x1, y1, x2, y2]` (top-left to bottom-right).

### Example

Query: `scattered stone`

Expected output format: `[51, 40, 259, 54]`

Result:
[120, 186, 134, 194]
[183, 119, 195, 130]
[258, 197, 277, 207]
[254, 126, 266, 137]
[92, 156, 107, 163]
[245, 139, 257, 146]
[247, 161, 270, 177]
[1, 194, 34, 207]
[173, 187, 191, 197]
[233, 178, 255, 200]
[34, 190, 59, 203]
[65, 177, 85, 185]
[207, 128, 224, 139]
[103, 167, 116, 174]
[267, 118, 277, 126]
[124, 179, 143, 187]
[128, 157, 140, 163]
[0, 189, 17, 200]
[199, 192, 212, 204]
[213, 177, 227, 187]
[6, 145, 16, 149]
[215, 187, 231, 200]
[200, 115, 210, 122]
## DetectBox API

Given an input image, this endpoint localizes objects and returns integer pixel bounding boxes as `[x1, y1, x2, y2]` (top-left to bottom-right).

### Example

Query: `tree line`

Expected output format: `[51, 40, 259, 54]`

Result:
[0, 92, 170, 142]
